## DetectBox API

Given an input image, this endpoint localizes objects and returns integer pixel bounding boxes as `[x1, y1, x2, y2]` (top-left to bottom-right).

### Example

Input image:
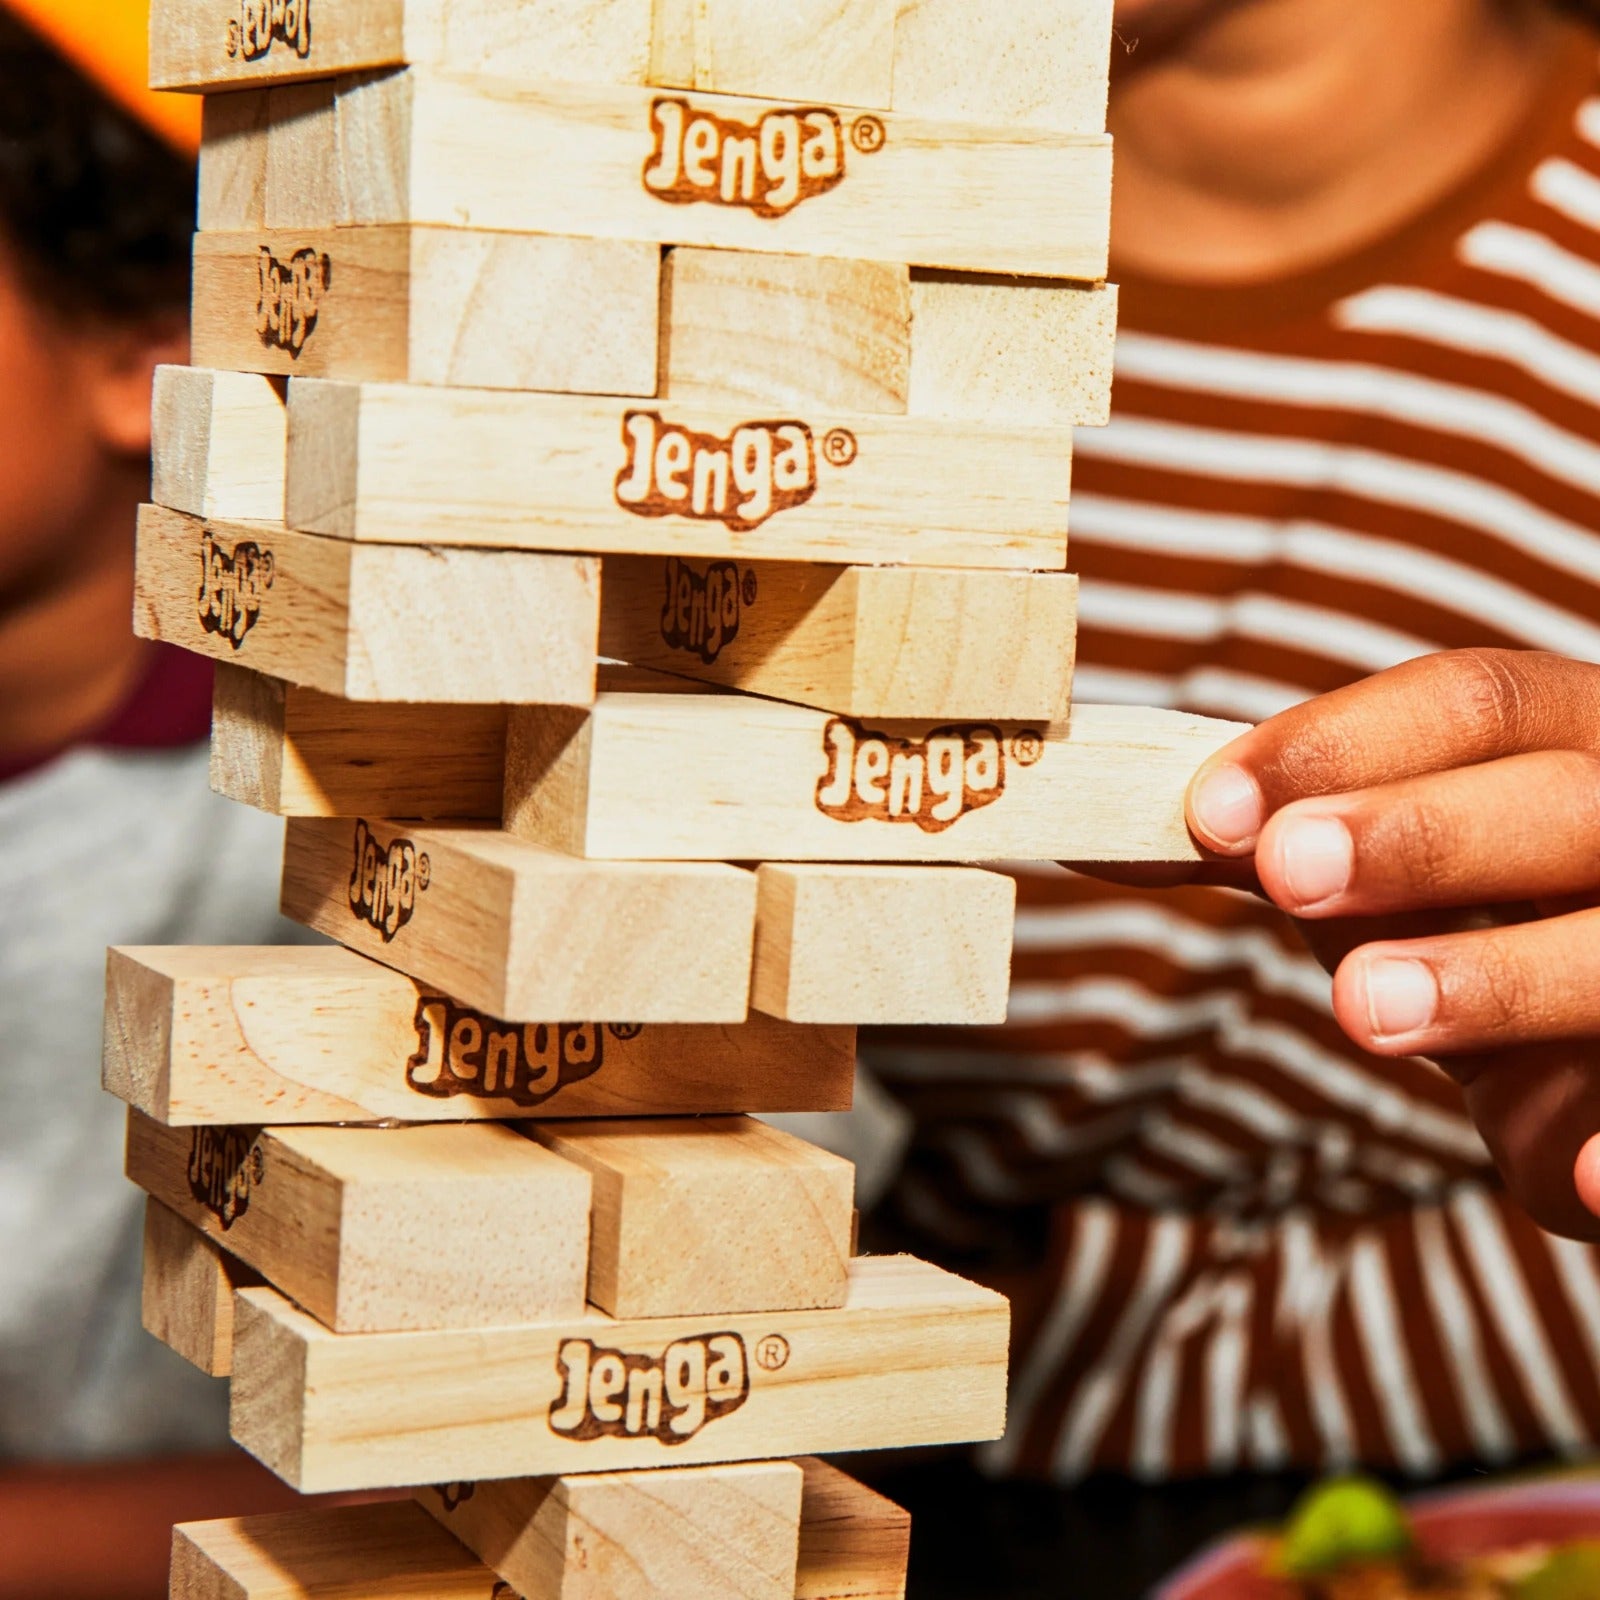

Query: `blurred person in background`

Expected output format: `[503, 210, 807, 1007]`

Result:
[0, 5, 302, 1595]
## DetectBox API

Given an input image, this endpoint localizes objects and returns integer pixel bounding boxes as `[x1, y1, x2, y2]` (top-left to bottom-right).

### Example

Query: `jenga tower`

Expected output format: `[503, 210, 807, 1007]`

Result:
[110, 3, 1244, 1594]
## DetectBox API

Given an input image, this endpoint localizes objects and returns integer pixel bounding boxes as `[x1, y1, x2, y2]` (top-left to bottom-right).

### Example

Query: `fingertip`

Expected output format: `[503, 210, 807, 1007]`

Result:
[1576, 1132, 1600, 1221]
[1187, 760, 1264, 856]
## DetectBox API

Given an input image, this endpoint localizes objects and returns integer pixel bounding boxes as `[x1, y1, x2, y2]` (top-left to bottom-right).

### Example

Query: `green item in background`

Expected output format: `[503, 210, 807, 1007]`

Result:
[1275, 1476, 1414, 1576]
[1515, 1543, 1600, 1599]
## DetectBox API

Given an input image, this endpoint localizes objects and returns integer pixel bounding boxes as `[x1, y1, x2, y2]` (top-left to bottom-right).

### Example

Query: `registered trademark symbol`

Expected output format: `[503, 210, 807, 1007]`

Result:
[416, 853, 432, 889]
[1010, 731, 1044, 767]
[742, 568, 759, 606]
[822, 429, 859, 468]
[851, 116, 887, 154]
[755, 1334, 791, 1371]
[607, 1023, 644, 1041]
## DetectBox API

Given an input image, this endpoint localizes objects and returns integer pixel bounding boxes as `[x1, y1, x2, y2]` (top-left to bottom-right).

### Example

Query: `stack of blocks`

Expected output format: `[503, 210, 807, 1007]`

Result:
[109, 1, 1246, 1594]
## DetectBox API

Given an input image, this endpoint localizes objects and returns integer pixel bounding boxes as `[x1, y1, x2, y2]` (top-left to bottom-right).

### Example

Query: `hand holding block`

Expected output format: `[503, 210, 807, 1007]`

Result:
[153, 366, 286, 522]
[135, 507, 600, 705]
[526, 1117, 854, 1318]
[600, 559, 1077, 720]
[141, 1197, 262, 1377]
[104, 945, 854, 1127]
[751, 865, 1015, 1025]
[126, 1112, 591, 1333]
[417, 1462, 804, 1600]
[281, 818, 758, 1022]
[228, 1256, 1009, 1491]
[504, 687, 1249, 863]
[794, 1459, 910, 1600]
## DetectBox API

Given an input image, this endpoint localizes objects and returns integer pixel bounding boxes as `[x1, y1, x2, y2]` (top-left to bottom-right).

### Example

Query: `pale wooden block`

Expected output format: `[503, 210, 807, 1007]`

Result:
[210, 665, 508, 820]
[600, 559, 1077, 719]
[281, 818, 758, 1023]
[890, 0, 1115, 134]
[228, 1256, 1010, 1491]
[152, 366, 286, 522]
[794, 1460, 910, 1600]
[134, 505, 600, 705]
[503, 684, 1249, 864]
[662, 249, 909, 415]
[222, 69, 1110, 280]
[141, 1196, 261, 1378]
[284, 379, 1070, 572]
[527, 1117, 854, 1318]
[170, 1502, 508, 1600]
[650, 0, 896, 110]
[191, 228, 661, 395]
[417, 1462, 803, 1600]
[265, 80, 340, 232]
[154, 0, 653, 92]
[751, 864, 1015, 1025]
[127, 1111, 591, 1334]
[102, 945, 855, 1127]
[909, 275, 1118, 428]
[198, 90, 270, 232]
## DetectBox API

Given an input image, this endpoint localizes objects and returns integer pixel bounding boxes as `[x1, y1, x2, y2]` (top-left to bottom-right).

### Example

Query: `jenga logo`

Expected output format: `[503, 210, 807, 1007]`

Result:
[406, 1000, 636, 1109]
[257, 246, 331, 356]
[643, 98, 882, 218]
[347, 820, 430, 943]
[197, 530, 274, 648]
[226, 0, 311, 62]
[816, 719, 1042, 833]
[659, 557, 755, 663]
[187, 1126, 265, 1230]
[549, 1334, 751, 1445]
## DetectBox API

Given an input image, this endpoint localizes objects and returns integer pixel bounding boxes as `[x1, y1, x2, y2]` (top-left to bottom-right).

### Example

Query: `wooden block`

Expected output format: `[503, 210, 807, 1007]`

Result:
[126, 1111, 591, 1333]
[152, 366, 286, 522]
[417, 1462, 803, 1600]
[198, 90, 270, 233]
[170, 1502, 510, 1599]
[526, 1117, 854, 1319]
[281, 818, 758, 1023]
[890, 0, 1115, 134]
[228, 1255, 1010, 1491]
[265, 81, 341, 232]
[103, 944, 854, 1127]
[909, 275, 1118, 428]
[191, 227, 661, 395]
[650, 0, 896, 111]
[141, 1196, 262, 1377]
[599, 559, 1077, 719]
[503, 687, 1249, 864]
[794, 1460, 910, 1600]
[751, 864, 1015, 1025]
[210, 665, 507, 820]
[661, 249, 908, 415]
[153, 0, 653, 92]
[284, 379, 1070, 572]
[201, 70, 1112, 281]
[134, 505, 600, 705]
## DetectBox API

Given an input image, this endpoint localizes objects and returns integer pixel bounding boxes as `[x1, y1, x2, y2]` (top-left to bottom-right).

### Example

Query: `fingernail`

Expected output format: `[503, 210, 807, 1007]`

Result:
[1363, 958, 1438, 1041]
[1274, 815, 1353, 909]
[1191, 765, 1263, 850]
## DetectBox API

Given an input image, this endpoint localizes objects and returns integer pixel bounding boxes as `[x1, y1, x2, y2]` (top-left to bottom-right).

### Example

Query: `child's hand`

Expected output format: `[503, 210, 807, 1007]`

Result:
[1186, 648, 1600, 1238]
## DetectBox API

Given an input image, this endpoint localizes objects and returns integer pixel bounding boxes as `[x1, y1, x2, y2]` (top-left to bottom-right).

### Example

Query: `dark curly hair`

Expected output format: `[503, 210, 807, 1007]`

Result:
[0, 11, 194, 321]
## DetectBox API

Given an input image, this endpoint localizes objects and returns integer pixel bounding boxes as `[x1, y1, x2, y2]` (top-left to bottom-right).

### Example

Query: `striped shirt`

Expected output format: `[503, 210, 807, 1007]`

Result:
[869, 33, 1600, 1482]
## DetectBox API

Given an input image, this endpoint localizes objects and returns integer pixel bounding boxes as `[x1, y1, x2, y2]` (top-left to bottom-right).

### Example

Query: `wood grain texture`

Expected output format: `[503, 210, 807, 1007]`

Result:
[201, 70, 1112, 281]
[284, 379, 1069, 571]
[280, 818, 758, 1023]
[153, 0, 653, 91]
[127, 1111, 591, 1333]
[102, 945, 855, 1127]
[909, 274, 1118, 427]
[228, 1255, 1010, 1491]
[141, 1197, 262, 1377]
[794, 1460, 910, 1600]
[650, 0, 896, 111]
[662, 249, 909, 415]
[209, 665, 508, 819]
[503, 686, 1248, 863]
[418, 1462, 803, 1600]
[526, 1117, 854, 1318]
[599, 558, 1077, 719]
[134, 505, 601, 705]
[152, 366, 287, 522]
[751, 864, 1015, 1025]
[191, 227, 661, 394]
[170, 1501, 508, 1599]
